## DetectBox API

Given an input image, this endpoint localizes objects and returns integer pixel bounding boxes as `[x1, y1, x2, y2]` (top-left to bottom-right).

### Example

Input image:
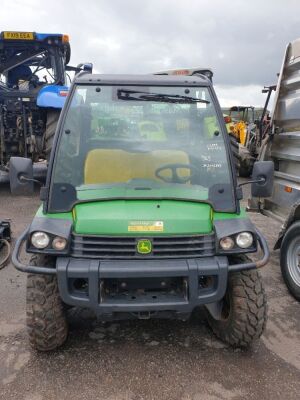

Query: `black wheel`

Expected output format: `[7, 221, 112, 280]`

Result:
[207, 263, 267, 347]
[44, 109, 60, 159]
[26, 254, 68, 351]
[65, 42, 71, 65]
[229, 134, 239, 173]
[280, 222, 300, 301]
[238, 161, 253, 178]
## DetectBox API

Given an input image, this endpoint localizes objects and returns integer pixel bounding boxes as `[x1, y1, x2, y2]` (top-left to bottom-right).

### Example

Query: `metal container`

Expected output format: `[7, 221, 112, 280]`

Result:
[254, 38, 300, 300]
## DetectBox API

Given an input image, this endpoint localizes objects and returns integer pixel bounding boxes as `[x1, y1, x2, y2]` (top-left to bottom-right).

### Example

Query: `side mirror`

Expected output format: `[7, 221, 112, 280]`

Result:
[76, 62, 93, 73]
[9, 157, 34, 195]
[251, 161, 274, 198]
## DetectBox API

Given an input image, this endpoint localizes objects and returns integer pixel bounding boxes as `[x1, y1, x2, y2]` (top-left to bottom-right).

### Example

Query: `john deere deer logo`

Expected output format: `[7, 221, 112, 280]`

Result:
[137, 239, 152, 254]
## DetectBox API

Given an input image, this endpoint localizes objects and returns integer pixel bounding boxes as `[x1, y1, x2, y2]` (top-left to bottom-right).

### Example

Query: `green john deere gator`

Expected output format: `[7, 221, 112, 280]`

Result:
[11, 69, 273, 351]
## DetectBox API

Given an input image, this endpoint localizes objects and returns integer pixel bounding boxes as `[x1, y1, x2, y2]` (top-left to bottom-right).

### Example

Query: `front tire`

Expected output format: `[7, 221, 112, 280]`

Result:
[26, 254, 68, 351]
[44, 109, 60, 160]
[229, 134, 239, 173]
[238, 160, 253, 178]
[207, 267, 267, 347]
[280, 222, 300, 301]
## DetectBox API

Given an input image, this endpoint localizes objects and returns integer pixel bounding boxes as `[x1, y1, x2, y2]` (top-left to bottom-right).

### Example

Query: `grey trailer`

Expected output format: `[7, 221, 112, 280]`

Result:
[250, 38, 300, 300]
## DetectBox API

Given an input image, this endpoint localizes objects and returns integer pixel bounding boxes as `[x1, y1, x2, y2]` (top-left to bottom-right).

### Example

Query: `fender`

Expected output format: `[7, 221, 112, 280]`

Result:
[37, 85, 69, 109]
[274, 200, 300, 250]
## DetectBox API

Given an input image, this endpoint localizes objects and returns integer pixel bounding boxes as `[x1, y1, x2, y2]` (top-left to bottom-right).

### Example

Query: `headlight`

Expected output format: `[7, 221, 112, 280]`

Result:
[219, 236, 235, 250]
[31, 231, 50, 249]
[52, 236, 67, 251]
[236, 232, 253, 249]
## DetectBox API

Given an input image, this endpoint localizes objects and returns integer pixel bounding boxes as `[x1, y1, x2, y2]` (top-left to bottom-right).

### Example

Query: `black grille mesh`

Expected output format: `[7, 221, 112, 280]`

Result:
[71, 233, 215, 259]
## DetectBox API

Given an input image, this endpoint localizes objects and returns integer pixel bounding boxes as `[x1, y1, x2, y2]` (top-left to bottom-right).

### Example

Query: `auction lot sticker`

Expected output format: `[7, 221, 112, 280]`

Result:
[128, 221, 164, 232]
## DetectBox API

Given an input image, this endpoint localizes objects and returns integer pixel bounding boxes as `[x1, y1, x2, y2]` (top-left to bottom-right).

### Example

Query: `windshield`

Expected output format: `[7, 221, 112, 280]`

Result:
[0, 45, 66, 89]
[50, 84, 234, 211]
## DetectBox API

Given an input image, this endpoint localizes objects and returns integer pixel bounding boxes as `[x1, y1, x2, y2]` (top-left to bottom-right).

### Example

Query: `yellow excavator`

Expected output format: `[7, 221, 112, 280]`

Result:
[223, 106, 260, 176]
[226, 106, 255, 145]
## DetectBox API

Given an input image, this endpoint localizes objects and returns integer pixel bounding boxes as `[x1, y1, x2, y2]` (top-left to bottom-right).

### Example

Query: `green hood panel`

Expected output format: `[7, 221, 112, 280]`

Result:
[73, 200, 213, 236]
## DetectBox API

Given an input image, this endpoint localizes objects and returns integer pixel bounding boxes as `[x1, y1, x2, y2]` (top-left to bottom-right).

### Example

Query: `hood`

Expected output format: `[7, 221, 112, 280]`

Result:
[73, 199, 212, 236]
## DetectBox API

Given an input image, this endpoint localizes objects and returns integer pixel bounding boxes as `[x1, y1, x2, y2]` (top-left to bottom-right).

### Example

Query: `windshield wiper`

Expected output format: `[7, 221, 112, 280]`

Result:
[117, 89, 210, 104]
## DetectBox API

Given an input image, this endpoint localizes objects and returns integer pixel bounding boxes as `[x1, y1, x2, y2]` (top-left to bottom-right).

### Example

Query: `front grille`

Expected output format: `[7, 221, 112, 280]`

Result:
[71, 233, 215, 259]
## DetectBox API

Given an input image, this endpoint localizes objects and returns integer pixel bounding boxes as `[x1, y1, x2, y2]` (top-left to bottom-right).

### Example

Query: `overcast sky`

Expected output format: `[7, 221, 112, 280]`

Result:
[1, 0, 300, 106]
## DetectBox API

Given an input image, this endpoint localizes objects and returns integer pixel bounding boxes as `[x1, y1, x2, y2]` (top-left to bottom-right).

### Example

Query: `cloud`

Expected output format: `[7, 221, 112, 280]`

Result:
[215, 84, 273, 108]
[0, 0, 299, 105]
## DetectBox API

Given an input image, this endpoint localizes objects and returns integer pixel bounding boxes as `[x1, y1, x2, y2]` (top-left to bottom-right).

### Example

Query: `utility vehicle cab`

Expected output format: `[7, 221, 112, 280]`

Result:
[50, 74, 234, 212]
[11, 71, 273, 351]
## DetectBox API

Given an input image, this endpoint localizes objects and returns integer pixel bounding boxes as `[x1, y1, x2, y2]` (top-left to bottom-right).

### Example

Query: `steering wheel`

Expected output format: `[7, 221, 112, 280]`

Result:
[155, 163, 200, 184]
[139, 121, 165, 140]
[29, 74, 40, 87]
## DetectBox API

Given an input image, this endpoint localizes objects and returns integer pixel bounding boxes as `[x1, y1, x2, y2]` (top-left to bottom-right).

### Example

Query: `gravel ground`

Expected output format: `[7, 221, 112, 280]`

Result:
[0, 182, 299, 400]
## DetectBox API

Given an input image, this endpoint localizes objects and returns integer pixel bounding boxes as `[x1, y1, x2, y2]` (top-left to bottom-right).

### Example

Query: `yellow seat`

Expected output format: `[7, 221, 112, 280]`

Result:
[84, 149, 189, 184]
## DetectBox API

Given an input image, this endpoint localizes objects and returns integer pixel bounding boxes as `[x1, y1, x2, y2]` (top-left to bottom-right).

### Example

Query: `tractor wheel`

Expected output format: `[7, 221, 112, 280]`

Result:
[238, 144, 254, 177]
[44, 109, 60, 160]
[229, 134, 240, 173]
[207, 262, 267, 347]
[26, 254, 68, 351]
[280, 222, 300, 301]
[238, 161, 253, 178]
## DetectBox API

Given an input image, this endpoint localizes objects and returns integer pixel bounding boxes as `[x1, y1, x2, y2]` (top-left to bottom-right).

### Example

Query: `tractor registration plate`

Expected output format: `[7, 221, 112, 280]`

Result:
[3, 31, 34, 40]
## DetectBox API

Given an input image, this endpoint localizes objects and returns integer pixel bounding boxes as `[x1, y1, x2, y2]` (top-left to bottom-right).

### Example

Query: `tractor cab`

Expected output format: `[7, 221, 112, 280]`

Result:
[229, 106, 255, 125]
[0, 31, 70, 90]
[0, 31, 74, 170]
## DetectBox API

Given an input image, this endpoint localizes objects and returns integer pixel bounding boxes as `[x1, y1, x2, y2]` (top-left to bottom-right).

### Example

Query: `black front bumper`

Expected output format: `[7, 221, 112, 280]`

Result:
[12, 227, 269, 317]
[56, 256, 228, 316]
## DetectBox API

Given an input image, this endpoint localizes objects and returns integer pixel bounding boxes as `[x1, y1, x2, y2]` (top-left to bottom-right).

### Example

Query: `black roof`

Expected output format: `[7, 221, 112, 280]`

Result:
[229, 106, 254, 111]
[74, 73, 211, 87]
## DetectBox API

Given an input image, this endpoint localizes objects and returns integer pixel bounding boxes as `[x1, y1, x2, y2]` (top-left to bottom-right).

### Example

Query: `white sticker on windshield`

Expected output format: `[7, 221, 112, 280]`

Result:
[196, 90, 207, 109]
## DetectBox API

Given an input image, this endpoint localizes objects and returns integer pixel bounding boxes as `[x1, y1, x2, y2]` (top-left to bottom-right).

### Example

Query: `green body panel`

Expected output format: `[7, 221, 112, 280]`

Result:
[36, 205, 73, 220]
[73, 200, 213, 236]
[35, 202, 248, 236]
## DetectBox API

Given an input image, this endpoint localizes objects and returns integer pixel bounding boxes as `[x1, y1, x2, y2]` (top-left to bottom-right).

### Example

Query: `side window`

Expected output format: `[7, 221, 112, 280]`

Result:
[53, 91, 88, 184]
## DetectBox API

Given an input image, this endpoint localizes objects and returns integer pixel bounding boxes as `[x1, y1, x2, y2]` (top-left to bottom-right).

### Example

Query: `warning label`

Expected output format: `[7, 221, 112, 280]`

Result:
[128, 221, 164, 232]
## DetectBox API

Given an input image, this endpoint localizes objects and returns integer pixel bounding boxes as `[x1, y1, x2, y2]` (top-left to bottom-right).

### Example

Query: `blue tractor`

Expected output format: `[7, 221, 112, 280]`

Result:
[0, 31, 78, 170]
